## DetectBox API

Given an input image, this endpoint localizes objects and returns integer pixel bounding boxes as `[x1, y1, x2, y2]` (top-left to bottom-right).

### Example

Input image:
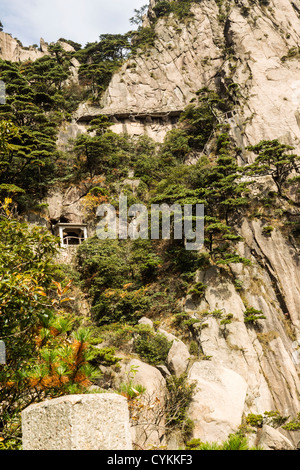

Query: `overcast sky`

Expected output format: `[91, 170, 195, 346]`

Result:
[1, 0, 148, 47]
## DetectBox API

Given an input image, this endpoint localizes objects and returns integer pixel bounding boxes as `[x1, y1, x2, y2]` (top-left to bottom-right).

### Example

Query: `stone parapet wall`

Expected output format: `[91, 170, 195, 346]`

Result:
[22, 394, 132, 451]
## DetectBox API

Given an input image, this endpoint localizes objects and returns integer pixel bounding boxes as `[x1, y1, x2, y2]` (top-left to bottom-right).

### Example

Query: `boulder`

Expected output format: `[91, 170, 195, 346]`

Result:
[159, 329, 190, 377]
[257, 424, 294, 450]
[122, 358, 166, 402]
[138, 317, 154, 328]
[188, 361, 248, 444]
[116, 358, 166, 449]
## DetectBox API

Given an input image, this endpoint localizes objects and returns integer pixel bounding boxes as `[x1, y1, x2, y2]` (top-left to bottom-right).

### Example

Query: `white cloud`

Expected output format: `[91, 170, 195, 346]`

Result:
[1, 0, 148, 46]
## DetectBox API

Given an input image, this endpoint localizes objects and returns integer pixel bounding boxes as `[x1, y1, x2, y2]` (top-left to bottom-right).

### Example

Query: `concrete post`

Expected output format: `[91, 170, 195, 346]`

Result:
[21, 394, 132, 450]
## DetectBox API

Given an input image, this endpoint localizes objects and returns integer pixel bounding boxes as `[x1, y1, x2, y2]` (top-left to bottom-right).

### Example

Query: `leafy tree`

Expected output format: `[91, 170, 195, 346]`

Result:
[152, 0, 197, 20]
[129, 26, 157, 54]
[244, 307, 266, 326]
[72, 131, 133, 180]
[0, 49, 80, 207]
[153, 1, 173, 18]
[150, 123, 249, 263]
[0, 216, 98, 448]
[88, 115, 113, 135]
[160, 128, 192, 164]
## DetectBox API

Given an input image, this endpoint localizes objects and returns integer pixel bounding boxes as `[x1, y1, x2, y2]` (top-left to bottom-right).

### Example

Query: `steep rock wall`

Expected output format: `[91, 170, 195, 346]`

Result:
[5, 0, 300, 449]
[93, 0, 300, 447]
[75, 0, 300, 153]
[186, 230, 300, 445]
[66, 3, 300, 447]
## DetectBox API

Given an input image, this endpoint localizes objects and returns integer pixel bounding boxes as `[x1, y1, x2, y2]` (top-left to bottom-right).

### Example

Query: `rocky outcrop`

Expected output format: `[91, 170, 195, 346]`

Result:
[44, 187, 87, 226]
[0, 32, 80, 64]
[159, 329, 191, 377]
[0, 32, 48, 62]
[73, 0, 300, 153]
[182, 216, 300, 446]
[255, 424, 294, 450]
[99, 3, 223, 117]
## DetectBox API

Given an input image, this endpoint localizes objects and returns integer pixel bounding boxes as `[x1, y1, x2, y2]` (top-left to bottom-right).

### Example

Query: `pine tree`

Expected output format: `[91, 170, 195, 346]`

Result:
[246, 139, 300, 197]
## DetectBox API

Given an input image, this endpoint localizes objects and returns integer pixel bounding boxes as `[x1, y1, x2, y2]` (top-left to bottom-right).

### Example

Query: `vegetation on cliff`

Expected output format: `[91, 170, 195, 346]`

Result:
[0, 0, 300, 450]
[0, 209, 99, 448]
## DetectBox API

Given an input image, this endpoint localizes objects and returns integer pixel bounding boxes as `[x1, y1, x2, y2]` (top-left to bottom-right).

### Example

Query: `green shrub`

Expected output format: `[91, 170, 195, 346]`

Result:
[76, 238, 162, 325]
[130, 27, 157, 53]
[185, 438, 202, 450]
[118, 365, 146, 399]
[153, 1, 172, 18]
[211, 309, 224, 319]
[96, 323, 136, 349]
[134, 326, 173, 365]
[186, 433, 254, 450]
[118, 381, 146, 399]
[282, 413, 300, 431]
[246, 413, 264, 428]
[92, 288, 152, 326]
[165, 374, 197, 440]
[220, 313, 233, 326]
[221, 433, 249, 450]
[264, 411, 289, 428]
[153, 0, 198, 20]
[188, 282, 207, 298]
[234, 279, 244, 291]
[262, 225, 274, 236]
[246, 411, 289, 429]
[189, 341, 199, 356]
[244, 307, 266, 326]
[90, 346, 121, 367]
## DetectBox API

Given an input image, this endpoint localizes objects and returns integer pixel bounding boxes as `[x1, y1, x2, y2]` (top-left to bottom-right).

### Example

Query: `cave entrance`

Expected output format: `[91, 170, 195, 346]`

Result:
[54, 223, 88, 248]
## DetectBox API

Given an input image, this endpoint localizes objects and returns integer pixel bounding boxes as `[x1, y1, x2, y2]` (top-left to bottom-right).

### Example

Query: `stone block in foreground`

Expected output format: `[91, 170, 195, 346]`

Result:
[21, 393, 132, 450]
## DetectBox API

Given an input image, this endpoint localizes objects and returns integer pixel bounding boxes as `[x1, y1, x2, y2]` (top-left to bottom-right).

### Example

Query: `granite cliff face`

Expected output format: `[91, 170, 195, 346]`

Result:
[1, 0, 300, 450]
[74, 0, 300, 153]
[91, 0, 300, 449]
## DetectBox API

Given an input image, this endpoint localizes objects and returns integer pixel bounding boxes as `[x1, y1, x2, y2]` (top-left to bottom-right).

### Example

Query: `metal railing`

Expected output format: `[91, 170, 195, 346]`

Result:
[62, 236, 85, 247]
